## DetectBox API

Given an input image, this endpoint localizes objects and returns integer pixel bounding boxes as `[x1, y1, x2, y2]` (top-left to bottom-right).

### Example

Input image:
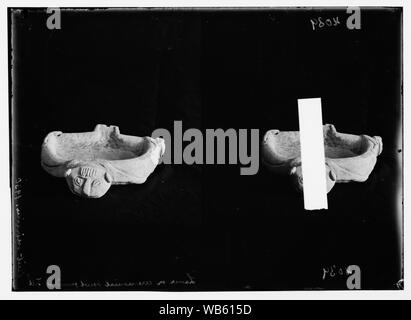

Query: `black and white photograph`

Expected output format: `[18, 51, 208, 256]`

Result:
[7, 5, 403, 294]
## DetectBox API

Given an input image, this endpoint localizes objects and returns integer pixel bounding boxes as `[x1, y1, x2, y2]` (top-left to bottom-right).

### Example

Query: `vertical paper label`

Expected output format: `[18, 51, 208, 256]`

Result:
[298, 98, 328, 210]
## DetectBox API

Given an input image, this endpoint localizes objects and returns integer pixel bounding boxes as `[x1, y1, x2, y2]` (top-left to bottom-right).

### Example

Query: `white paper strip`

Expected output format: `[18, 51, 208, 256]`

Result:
[297, 98, 328, 210]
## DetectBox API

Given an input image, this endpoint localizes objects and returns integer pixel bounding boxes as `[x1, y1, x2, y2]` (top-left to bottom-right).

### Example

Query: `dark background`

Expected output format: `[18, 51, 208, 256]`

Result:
[10, 8, 402, 290]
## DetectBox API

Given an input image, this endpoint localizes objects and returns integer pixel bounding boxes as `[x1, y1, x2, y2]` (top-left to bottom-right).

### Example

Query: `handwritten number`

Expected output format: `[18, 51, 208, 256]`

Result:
[310, 16, 341, 30]
[318, 17, 324, 28]
[322, 267, 329, 280]
[310, 19, 317, 31]
[333, 17, 340, 26]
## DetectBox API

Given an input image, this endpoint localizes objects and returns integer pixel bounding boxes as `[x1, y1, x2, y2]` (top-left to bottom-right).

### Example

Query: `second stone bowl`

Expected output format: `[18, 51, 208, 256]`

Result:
[262, 124, 382, 194]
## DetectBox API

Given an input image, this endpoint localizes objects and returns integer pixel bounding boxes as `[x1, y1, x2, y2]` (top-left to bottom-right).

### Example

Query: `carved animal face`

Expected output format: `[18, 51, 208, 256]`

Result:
[65, 164, 112, 198]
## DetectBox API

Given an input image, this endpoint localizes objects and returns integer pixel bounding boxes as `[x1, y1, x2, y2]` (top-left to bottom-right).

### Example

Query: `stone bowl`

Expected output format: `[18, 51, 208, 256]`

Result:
[41, 124, 165, 198]
[262, 124, 382, 193]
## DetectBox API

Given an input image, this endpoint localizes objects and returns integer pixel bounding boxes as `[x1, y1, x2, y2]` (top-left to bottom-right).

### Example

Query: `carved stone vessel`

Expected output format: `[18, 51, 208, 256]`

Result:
[41, 124, 165, 198]
[262, 124, 382, 193]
